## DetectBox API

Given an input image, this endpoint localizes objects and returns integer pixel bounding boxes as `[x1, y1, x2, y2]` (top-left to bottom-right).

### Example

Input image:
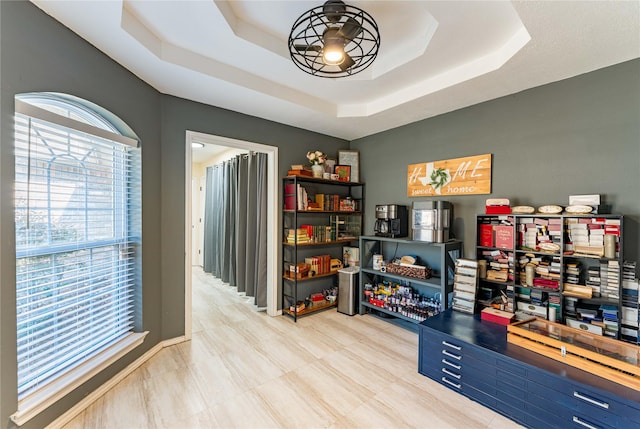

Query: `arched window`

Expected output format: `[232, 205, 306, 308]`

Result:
[13, 93, 143, 420]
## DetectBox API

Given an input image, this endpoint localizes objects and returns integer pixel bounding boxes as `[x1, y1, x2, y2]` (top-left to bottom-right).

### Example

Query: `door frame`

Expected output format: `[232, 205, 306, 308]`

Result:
[184, 130, 280, 340]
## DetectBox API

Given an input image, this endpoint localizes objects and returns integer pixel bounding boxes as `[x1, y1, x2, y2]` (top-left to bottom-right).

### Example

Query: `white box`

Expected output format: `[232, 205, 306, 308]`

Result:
[566, 318, 604, 335]
[516, 301, 547, 318]
[569, 194, 601, 206]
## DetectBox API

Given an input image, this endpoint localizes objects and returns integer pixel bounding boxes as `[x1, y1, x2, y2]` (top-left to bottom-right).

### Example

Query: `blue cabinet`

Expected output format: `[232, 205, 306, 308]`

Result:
[419, 310, 640, 429]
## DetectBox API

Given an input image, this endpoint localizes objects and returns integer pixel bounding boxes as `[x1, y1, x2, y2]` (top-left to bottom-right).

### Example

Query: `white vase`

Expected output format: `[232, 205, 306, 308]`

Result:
[311, 164, 324, 178]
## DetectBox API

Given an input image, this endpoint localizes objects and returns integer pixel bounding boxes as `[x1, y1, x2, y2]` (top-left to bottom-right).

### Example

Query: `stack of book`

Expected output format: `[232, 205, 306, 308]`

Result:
[564, 261, 581, 285]
[518, 255, 560, 289]
[517, 218, 560, 251]
[287, 164, 312, 177]
[564, 296, 578, 319]
[600, 305, 619, 338]
[621, 260, 639, 343]
[548, 295, 561, 322]
[601, 260, 620, 299]
[566, 218, 605, 256]
[481, 249, 512, 283]
[586, 265, 602, 297]
[286, 228, 310, 244]
[547, 218, 563, 245]
[530, 288, 548, 306]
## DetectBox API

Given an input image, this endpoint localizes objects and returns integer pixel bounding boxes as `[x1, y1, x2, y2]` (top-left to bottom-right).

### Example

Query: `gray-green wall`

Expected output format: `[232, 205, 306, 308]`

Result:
[0, 2, 346, 427]
[160, 97, 347, 338]
[352, 59, 640, 264]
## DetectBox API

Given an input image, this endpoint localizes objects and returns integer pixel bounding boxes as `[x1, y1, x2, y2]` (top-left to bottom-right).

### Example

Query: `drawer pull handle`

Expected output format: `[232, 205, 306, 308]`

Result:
[441, 359, 461, 370]
[441, 350, 462, 361]
[573, 391, 610, 409]
[441, 368, 461, 379]
[441, 340, 462, 350]
[441, 376, 461, 390]
[572, 416, 599, 429]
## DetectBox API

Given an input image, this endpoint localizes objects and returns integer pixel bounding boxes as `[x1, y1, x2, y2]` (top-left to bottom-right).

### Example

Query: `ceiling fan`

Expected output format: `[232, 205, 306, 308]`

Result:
[288, 0, 380, 78]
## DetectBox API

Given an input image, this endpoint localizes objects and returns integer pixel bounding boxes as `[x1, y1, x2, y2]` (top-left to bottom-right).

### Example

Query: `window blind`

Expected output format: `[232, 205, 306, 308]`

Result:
[14, 104, 141, 398]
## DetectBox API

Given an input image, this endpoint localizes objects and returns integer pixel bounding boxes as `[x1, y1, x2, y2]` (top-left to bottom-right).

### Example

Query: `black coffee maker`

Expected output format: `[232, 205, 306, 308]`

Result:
[374, 204, 408, 238]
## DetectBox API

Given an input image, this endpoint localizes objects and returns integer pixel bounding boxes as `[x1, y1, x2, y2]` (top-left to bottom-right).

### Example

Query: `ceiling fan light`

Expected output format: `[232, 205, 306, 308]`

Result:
[323, 49, 345, 65]
[323, 30, 345, 65]
[288, 0, 380, 78]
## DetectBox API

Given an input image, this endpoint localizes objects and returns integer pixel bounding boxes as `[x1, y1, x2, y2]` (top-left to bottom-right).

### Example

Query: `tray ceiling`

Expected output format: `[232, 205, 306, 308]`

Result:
[31, 1, 640, 140]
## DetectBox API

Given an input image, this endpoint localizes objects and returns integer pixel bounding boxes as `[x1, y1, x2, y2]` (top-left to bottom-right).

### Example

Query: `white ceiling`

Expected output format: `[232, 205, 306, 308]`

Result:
[31, 1, 640, 141]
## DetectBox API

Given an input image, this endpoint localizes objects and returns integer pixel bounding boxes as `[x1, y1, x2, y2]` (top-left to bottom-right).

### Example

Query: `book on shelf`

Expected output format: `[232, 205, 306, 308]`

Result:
[494, 225, 513, 250]
[290, 164, 309, 171]
[479, 223, 494, 247]
[288, 164, 312, 177]
[286, 228, 310, 243]
[288, 169, 312, 177]
[296, 184, 308, 210]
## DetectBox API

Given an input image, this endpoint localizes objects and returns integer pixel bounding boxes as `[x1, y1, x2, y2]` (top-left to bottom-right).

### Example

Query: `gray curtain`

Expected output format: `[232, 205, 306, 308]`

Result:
[202, 152, 268, 307]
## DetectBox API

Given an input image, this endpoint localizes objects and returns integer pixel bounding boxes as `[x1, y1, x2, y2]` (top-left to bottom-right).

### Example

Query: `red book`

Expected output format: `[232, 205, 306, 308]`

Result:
[299, 224, 313, 238]
[479, 224, 494, 247]
[494, 225, 514, 250]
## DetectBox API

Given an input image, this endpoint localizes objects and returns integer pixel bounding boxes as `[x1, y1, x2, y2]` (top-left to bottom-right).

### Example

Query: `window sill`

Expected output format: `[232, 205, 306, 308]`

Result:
[10, 331, 148, 426]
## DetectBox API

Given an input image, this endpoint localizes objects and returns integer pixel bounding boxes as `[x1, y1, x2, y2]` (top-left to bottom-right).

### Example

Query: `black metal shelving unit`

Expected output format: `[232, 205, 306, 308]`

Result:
[282, 175, 364, 321]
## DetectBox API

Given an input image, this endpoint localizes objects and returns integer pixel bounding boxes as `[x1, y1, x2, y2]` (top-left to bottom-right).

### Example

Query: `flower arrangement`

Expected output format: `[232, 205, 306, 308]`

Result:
[306, 150, 326, 165]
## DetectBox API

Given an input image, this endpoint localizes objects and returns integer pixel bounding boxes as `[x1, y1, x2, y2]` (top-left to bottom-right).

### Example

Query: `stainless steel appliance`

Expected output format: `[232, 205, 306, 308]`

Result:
[374, 204, 408, 238]
[338, 266, 359, 315]
[412, 201, 451, 242]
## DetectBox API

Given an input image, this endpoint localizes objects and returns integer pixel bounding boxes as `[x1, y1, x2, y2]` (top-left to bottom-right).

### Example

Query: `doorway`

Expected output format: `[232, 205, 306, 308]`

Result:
[184, 131, 279, 340]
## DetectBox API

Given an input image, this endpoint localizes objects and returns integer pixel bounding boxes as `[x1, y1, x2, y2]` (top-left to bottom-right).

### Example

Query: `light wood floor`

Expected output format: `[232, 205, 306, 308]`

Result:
[60, 267, 524, 429]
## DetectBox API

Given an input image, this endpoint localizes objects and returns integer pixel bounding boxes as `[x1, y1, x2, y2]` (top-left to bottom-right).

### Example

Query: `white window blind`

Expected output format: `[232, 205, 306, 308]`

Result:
[14, 98, 141, 398]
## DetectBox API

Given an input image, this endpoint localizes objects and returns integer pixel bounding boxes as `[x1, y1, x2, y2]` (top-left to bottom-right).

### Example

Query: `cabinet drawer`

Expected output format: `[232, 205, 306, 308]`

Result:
[462, 383, 498, 410]
[524, 398, 573, 429]
[528, 381, 624, 428]
[526, 389, 614, 429]
[437, 365, 497, 396]
[494, 399, 528, 427]
[459, 353, 529, 396]
[568, 415, 618, 429]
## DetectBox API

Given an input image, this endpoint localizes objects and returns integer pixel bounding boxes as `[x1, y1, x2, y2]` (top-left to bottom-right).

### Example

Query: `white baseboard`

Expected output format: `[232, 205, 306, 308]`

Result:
[46, 336, 189, 429]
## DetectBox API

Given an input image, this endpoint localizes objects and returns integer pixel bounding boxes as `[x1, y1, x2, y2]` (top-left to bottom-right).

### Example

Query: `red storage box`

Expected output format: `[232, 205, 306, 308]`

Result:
[481, 307, 515, 326]
[485, 205, 511, 214]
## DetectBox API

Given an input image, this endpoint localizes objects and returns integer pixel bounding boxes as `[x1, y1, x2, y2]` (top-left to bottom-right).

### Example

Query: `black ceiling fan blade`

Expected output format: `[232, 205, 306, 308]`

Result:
[338, 17, 362, 42]
[339, 53, 355, 72]
[294, 44, 322, 53]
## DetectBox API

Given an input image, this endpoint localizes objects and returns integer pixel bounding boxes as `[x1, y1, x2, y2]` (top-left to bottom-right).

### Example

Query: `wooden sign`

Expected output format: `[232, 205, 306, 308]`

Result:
[407, 154, 492, 197]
